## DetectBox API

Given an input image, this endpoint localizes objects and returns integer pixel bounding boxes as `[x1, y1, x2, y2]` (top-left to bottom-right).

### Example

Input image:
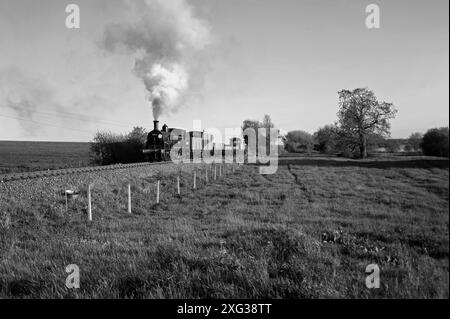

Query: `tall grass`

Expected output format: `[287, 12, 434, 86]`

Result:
[0, 160, 448, 298]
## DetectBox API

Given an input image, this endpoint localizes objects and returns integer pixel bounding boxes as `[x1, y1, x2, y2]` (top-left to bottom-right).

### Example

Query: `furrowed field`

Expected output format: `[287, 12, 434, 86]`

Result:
[0, 141, 91, 174]
[0, 157, 448, 298]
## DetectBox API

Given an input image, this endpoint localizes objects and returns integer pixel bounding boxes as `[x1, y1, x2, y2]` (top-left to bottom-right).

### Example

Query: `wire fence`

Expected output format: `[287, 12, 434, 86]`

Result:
[63, 162, 243, 221]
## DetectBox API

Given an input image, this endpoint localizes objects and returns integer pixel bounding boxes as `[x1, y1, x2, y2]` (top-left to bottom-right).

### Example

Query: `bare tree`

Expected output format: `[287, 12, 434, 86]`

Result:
[337, 88, 397, 158]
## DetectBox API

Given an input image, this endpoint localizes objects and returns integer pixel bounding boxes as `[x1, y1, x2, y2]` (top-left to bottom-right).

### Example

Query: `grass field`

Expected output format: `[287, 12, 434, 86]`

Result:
[0, 157, 448, 298]
[0, 141, 91, 174]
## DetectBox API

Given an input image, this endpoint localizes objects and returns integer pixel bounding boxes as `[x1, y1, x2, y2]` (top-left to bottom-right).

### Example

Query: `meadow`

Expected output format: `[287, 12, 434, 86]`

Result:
[0, 141, 91, 174]
[0, 156, 448, 298]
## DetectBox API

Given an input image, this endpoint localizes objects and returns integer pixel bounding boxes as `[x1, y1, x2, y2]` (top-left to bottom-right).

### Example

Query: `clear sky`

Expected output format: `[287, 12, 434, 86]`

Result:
[0, 0, 448, 141]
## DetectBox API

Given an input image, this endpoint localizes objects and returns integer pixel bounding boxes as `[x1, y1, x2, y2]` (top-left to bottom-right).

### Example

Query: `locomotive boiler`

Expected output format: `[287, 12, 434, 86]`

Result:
[142, 120, 182, 161]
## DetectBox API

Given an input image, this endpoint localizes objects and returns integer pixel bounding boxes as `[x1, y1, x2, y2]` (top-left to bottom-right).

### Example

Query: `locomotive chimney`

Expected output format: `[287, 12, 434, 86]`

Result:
[153, 120, 159, 131]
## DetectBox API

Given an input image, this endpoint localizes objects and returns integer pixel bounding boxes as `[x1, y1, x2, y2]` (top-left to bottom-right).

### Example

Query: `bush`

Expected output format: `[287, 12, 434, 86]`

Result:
[420, 127, 449, 157]
[90, 127, 147, 165]
[385, 139, 401, 153]
[313, 125, 385, 158]
[408, 132, 423, 151]
[284, 130, 314, 153]
[313, 125, 337, 154]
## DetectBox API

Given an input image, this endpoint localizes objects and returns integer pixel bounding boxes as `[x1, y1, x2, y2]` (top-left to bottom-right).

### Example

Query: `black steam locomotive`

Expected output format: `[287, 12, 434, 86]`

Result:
[142, 120, 216, 162]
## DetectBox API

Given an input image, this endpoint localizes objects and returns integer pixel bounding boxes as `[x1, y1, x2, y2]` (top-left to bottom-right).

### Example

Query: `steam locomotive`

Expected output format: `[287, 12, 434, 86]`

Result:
[142, 120, 218, 162]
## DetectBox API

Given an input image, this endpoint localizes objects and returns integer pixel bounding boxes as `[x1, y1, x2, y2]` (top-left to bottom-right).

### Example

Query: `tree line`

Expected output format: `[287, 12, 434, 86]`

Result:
[90, 87, 448, 165]
[280, 88, 448, 158]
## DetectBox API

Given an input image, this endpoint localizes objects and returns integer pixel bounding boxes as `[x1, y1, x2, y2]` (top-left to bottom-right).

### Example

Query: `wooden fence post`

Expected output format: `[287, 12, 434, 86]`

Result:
[193, 171, 197, 189]
[127, 184, 132, 214]
[88, 184, 92, 221]
[156, 180, 160, 204]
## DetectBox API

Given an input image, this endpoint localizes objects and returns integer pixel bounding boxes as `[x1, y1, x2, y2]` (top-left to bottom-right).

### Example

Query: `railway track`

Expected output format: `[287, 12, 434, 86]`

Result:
[0, 161, 170, 183]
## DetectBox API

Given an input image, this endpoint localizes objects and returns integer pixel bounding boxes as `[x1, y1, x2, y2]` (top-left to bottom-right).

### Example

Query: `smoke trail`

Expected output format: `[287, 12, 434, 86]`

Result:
[101, 0, 211, 120]
[0, 67, 115, 134]
[0, 67, 52, 132]
[141, 63, 188, 120]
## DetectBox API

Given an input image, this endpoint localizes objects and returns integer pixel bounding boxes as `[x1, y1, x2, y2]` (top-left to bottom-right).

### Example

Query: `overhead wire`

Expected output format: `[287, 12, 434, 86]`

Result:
[0, 113, 96, 134]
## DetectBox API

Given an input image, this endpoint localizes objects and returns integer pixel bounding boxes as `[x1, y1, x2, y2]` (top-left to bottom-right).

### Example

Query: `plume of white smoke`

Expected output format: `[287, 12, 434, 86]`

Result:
[139, 63, 188, 120]
[101, 0, 211, 120]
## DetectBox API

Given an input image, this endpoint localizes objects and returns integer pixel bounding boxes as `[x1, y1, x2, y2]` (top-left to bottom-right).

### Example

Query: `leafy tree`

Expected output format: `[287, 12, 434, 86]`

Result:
[313, 125, 338, 153]
[261, 114, 274, 129]
[337, 88, 397, 158]
[90, 131, 126, 165]
[385, 139, 401, 153]
[241, 119, 260, 133]
[241, 114, 274, 134]
[127, 126, 148, 145]
[285, 130, 314, 152]
[90, 127, 148, 165]
[420, 127, 449, 157]
[334, 129, 386, 158]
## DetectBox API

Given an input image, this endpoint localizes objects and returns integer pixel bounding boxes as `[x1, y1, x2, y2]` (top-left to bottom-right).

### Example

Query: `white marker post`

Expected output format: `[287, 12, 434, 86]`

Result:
[214, 166, 217, 180]
[219, 165, 222, 177]
[65, 191, 68, 212]
[88, 184, 92, 221]
[205, 169, 208, 183]
[156, 180, 160, 204]
[193, 171, 197, 189]
[127, 184, 132, 214]
[177, 176, 180, 195]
